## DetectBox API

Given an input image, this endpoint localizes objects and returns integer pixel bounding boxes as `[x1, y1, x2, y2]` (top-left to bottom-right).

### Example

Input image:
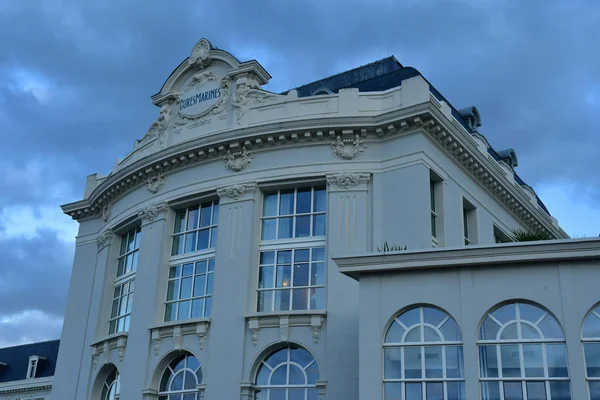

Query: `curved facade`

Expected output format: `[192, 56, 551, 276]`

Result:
[52, 38, 572, 400]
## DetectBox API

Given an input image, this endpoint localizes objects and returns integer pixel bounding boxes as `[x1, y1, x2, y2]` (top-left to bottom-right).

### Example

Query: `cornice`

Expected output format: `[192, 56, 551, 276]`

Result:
[61, 97, 563, 238]
[0, 376, 53, 394]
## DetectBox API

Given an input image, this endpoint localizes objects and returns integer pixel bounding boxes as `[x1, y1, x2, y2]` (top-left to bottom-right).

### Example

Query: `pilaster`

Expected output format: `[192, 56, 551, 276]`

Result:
[204, 183, 259, 400]
[119, 202, 170, 400]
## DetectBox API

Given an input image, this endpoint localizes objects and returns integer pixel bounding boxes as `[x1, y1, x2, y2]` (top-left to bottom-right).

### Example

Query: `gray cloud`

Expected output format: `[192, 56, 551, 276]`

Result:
[0, 0, 599, 345]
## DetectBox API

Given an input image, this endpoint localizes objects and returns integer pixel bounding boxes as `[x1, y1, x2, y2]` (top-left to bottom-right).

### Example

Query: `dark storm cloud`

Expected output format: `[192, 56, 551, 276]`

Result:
[0, 0, 599, 345]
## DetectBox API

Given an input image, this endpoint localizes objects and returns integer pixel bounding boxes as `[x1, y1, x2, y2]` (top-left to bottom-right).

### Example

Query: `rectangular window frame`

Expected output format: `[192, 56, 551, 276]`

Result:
[429, 170, 444, 247]
[164, 256, 215, 321]
[463, 198, 478, 246]
[494, 225, 513, 244]
[171, 200, 219, 256]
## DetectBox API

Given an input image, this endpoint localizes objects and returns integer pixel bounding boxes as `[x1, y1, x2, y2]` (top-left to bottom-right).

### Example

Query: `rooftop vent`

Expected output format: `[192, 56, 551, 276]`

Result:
[497, 149, 519, 169]
[458, 106, 482, 131]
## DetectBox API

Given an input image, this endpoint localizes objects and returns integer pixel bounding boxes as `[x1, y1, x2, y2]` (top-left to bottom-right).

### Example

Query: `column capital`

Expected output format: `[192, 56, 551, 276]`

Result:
[216, 183, 258, 203]
[96, 230, 114, 250]
[326, 172, 371, 191]
[137, 202, 169, 224]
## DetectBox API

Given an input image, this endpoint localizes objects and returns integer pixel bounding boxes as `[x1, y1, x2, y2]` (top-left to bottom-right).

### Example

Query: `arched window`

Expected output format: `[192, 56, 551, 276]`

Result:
[582, 304, 600, 400]
[383, 306, 464, 400]
[101, 368, 120, 400]
[158, 353, 203, 400]
[254, 345, 319, 400]
[478, 302, 571, 400]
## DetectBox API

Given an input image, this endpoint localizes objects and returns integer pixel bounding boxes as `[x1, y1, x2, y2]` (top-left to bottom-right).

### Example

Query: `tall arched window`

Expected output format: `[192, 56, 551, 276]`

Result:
[582, 304, 600, 400]
[478, 302, 571, 400]
[101, 368, 120, 400]
[254, 345, 319, 400]
[383, 306, 464, 400]
[158, 353, 203, 400]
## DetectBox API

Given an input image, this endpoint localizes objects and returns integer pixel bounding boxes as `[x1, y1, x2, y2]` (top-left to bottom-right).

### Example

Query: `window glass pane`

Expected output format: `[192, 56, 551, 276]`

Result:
[208, 259, 214, 272]
[260, 251, 275, 265]
[293, 263, 309, 286]
[306, 362, 319, 384]
[170, 371, 184, 391]
[205, 297, 212, 317]
[384, 382, 403, 400]
[312, 214, 326, 236]
[172, 234, 184, 256]
[197, 229, 209, 250]
[310, 288, 324, 309]
[271, 366, 287, 385]
[259, 266, 274, 289]
[279, 190, 294, 215]
[110, 299, 119, 318]
[525, 382, 546, 400]
[405, 382, 422, 400]
[424, 326, 441, 342]
[184, 232, 196, 253]
[191, 298, 204, 318]
[500, 323, 518, 340]
[180, 277, 192, 299]
[126, 254, 134, 274]
[481, 382, 501, 400]
[546, 344, 568, 377]
[295, 248, 309, 262]
[278, 250, 292, 264]
[519, 303, 546, 324]
[292, 288, 308, 310]
[182, 263, 194, 276]
[311, 262, 325, 286]
[289, 388, 305, 400]
[212, 204, 219, 224]
[174, 210, 186, 233]
[523, 344, 544, 377]
[503, 381, 523, 400]
[404, 347, 422, 379]
[295, 215, 311, 237]
[290, 347, 313, 367]
[166, 281, 178, 301]
[384, 348, 402, 379]
[206, 274, 213, 295]
[405, 327, 421, 343]
[589, 381, 600, 400]
[186, 207, 199, 230]
[399, 308, 421, 329]
[446, 346, 464, 378]
[278, 217, 293, 239]
[423, 307, 446, 327]
[164, 303, 176, 321]
[479, 317, 501, 340]
[386, 321, 406, 343]
[424, 346, 443, 378]
[270, 389, 286, 400]
[585, 343, 600, 377]
[492, 303, 516, 324]
[314, 188, 326, 212]
[500, 345, 522, 377]
[276, 265, 291, 288]
[117, 257, 125, 276]
[177, 301, 190, 320]
[262, 219, 276, 240]
[288, 365, 305, 384]
[257, 291, 273, 312]
[200, 204, 212, 227]
[440, 318, 461, 341]
[127, 231, 135, 251]
[263, 193, 278, 217]
[256, 365, 269, 385]
[211, 227, 218, 248]
[549, 381, 571, 400]
[296, 189, 311, 214]
[447, 382, 465, 400]
[537, 315, 563, 339]
[183, 370, 196, 389]
[195, 261, 207, 274]
[312, 247, 325, 261]
[275, 290, 290, 311]
[193, 275, 206, 296]
[583, 312, 600, 338]
[426, 382, 443, 400]
[521, 323, 541, 339]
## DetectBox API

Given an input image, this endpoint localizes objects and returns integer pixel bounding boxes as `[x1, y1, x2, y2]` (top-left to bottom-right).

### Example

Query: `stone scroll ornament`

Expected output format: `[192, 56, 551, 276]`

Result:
[327, 172, 371, 189]
[224, 147, 254, 172]
[216, 183, 257, 200]
[231, 82, 279, 123]
[146, 172, 167, 194]
[331, 134, 366, 160]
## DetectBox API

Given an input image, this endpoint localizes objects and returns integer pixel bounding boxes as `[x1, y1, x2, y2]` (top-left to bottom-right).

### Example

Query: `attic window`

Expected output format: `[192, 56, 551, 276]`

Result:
[311, 87, 332, 96]
[27, 355, 45, 379]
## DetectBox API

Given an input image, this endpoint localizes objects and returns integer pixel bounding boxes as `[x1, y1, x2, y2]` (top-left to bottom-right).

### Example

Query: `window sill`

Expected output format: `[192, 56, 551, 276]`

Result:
[149, 318, 211, 355]
[245, 311, 326, 346]
[90, 332, 128, 368]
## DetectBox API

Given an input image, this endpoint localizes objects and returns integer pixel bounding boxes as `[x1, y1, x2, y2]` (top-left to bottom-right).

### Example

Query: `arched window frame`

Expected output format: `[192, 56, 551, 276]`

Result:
[100, 367, 120, 400]
[253, 345, 320, 400]
[383, 305, 465, 400]
[582, 304, 600, 400]
[158, 352, 203, 400]
[477, 301, 571, 400]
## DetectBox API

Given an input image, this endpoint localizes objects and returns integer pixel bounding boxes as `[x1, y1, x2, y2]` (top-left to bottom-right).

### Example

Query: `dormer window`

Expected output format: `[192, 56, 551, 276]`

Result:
[27, 355, 44, 379]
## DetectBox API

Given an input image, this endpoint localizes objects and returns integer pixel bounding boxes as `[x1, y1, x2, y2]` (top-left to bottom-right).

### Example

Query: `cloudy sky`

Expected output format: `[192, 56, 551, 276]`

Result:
[0, 0, 599, 347]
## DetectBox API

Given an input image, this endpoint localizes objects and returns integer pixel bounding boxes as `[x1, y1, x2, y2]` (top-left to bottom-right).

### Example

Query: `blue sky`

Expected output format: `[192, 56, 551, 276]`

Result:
[0, 0, 598, 347]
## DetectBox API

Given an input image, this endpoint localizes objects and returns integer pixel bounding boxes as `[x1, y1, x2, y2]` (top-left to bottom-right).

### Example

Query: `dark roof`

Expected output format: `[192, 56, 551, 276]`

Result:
[0, 340, 60, 383]
[284, 57, 552, 217]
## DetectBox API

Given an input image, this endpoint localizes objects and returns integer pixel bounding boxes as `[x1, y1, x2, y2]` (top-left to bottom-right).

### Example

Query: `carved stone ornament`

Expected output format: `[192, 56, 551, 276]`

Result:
[118, 342, 126, 362]
[146, 172, 167, 194]
[101, 203, 112, 222]
[92, 353, 99, 369]
[153, 338, 160, 356]
[138, 202, 169, 222]
[232, 83, 278, 123]
[330, 134, 366, 160]
[250, 328, 260, 347]
[139, 102, 172, 147]
[216, 183, 257, 200]
[224, 147, 254, 172]
[198, 327, 209, 350]
[96, 230, 114, 250]
[174, 72, 231, 126]
[312, 327, 321, 344]
[188, 38, 212, 68]
[327, 172, 371, 189]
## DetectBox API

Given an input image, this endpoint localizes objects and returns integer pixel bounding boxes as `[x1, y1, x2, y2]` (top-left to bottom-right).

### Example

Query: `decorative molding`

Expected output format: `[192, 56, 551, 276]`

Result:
[232, 83, 279, 122]
[90, 333, 128, 368]
[101, 203, 112, 222]
[224, 147, 254, 172]
[139, 103, 172, 148]
[326, 172, 370, 189]
[146, 172, 167, 194]
[174, 72, 231, 126]
[150, 319, 211, 353]
[96, 230, 114, 250]
[92, 353, 99, 369]
[330, 134, 366, 160]
[216, 183, 257, 200]
[279, 316, 289, 342]
[250, 328, 260, 347]
[152, 337, 160, 356]
[118, 338, 127, 362]
[197, 324, 209, 350]
[138, 202, 169, 222]
[311, 315, 324, 344]
[188, 38, 212, 68]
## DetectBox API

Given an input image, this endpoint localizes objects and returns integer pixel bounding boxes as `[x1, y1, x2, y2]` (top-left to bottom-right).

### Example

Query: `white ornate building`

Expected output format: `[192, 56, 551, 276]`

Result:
[52, 39, 600, 400]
